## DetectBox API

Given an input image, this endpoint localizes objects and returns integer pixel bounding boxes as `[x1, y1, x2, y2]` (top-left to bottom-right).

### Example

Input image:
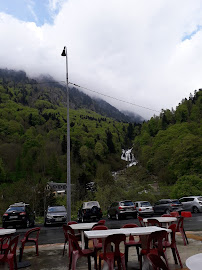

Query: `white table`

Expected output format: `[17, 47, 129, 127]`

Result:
[85, 226, 171, 270]
[69, 222, 97, 249]
[0, 228, 16, 236]
[186, 253, 202, 270]
[143, 217, 177, 228]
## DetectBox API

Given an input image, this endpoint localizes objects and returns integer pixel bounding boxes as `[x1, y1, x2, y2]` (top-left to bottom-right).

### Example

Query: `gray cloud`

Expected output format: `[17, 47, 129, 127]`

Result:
[1, 0, 202, 119]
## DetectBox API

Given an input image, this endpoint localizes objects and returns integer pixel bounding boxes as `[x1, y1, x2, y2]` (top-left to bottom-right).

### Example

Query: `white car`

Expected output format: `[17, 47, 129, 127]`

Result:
[134, 201, 154, 217]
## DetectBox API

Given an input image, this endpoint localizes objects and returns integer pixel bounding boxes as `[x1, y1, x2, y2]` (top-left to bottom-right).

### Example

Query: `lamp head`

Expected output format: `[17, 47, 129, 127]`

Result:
[61, 47, 66, 56]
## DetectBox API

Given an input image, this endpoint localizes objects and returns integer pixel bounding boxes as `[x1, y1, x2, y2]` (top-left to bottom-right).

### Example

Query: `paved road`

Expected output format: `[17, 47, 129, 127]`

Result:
[14, 213, 202, 245]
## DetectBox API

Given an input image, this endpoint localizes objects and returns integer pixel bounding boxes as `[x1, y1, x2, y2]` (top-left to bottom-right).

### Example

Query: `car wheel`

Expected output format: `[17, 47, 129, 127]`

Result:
[193, 206, 199, 213]
[115, 213, 119, 220]
[165, 209, 170, 214]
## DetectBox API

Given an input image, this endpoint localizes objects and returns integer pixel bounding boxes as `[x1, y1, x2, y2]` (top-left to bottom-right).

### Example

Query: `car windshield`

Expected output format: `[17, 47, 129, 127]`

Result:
[140, 202, 151, 207]
[48, 206, 66, 212]
[171, 200, 180, 204]
[120, 201, 134, 206]
[86, 202, 99, 208]
[7, 206, 24, 212]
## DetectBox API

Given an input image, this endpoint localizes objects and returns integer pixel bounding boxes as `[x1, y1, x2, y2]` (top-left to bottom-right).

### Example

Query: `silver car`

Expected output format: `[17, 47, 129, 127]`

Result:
[44, 206, 67, 226]
[107, 200, 137, 220]
[134, 201, 154, 217]
[179, 196, 202, 213]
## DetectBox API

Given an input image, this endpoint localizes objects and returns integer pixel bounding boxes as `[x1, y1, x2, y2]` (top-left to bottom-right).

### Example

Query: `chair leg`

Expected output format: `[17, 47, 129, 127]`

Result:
[175, 246, 183, 269]
[183, 228, 189, 244]
[180, 229, 187, 246]
[72, 251, 80, 270]
[63, 239, 67, 256]
[99, 257, 102, 270]
[171, 248, 178, 264]
[36, 241, 39, 256]
[19, 245, 23, 262]
[94, 250, 98, 270]
[68, 252, 72, 270]
[125, 246, 128, 267]
[87, 256, 91, 270]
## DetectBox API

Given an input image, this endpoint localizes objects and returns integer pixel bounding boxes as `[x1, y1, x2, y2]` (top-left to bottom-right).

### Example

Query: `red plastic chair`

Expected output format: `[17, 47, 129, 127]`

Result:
[19, 227, 40, 262]
[63, 224, 81, 258]
[181, 211, 192, 218]
[0, 236, 10, 254]
[147, 218, 161, 227]
[139, 230, 169, 270]
[92, 225, 108, 270]
[147, 253, 169, 270]
[122, 224, 141, 267]
[176, 217, 188, 245]
[99, 234, 126, 270]
[163, 224, 183, 268]
[97, 220, 106, 225]
[0, 235, 19, 270]
[170, 211, 179, 217]
[68, 232, 95, 270]
[68, 221, 78, 225]
[138, 216, 145, 227]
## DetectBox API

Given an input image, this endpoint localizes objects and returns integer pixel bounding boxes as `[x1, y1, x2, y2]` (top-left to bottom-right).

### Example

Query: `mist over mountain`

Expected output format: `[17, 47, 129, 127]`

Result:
[0, 69, 144, 123]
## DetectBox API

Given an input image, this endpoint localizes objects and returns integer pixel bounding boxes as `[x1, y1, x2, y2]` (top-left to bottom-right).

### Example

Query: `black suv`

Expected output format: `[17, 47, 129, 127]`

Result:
[153, 199, 183, 214]
[77, 201, 102, 222]
[44, 206, 67, 226]
[2, 202, 35, 228]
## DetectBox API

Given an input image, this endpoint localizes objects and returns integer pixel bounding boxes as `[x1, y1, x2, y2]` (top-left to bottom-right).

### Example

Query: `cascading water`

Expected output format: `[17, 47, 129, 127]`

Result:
[121, 148, 138, 167]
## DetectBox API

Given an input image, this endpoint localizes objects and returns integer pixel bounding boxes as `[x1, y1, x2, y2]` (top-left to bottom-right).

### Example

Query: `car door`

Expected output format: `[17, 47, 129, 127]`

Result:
[153, 200, 161, 213]
[179, 198, 189, 210]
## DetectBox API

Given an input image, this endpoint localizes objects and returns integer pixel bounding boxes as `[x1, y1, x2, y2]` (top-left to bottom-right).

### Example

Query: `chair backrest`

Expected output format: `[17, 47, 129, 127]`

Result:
[181, 211, 192, 218]
[4, 235, 19, 256]
[104, 234, 126, 257]
[122, 223, 139, 241]
[67, 221, 78, 225]
[0, 236, 10, 253]
[92, 225, 108, 247]
[161, 214, 172, 217]
[68, 232, 82, 255]
[63, 224, 75, 239]
[176, 217, 184, 231]
[147, 219, 161, 227]
[98, 220, 106, 225]
[24, 227, 40, 240]
[170, 211, 179, 217]
[146, 230, 168, 254]
[138, 216, 145, 227]
[168, 223, 177, 246]
[147, 253, 169, 270]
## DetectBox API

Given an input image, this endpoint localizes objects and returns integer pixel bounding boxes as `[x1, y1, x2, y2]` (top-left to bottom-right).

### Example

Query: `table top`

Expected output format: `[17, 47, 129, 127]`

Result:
[143, 217, 177, 223]
[186, 253, 202, 270]
[69, 222, 97, 230]
[84, 226, 171, 239]
[0, 228, 16, 236]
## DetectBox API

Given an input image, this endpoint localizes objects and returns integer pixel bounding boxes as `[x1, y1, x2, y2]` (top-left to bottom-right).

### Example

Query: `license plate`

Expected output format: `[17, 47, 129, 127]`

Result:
[55, 218, 62, 221]
[10, 216, 18, 219]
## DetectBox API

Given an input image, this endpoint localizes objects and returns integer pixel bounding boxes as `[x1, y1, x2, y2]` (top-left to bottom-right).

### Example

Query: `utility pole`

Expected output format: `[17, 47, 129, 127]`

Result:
[61, 46, 71, 222]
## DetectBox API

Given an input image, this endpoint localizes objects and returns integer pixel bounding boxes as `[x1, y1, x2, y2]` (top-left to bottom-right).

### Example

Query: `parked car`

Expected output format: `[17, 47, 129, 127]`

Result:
[134, 201, 154, 217]
[2, 202, 35, 228]
[44, 205, 67, 226]
[77, 201, 102, 222]
[179, 196, 202, 213]
[107, 200, 137, 220]
[153, 199, 183, 214]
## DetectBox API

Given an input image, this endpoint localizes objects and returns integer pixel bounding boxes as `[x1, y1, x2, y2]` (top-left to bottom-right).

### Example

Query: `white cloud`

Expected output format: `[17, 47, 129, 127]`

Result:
[1, 0, 202, 119]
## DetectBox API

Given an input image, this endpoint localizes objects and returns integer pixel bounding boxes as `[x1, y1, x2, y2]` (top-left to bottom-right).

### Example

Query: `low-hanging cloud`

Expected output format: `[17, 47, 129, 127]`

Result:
[1, 0, 202, 119]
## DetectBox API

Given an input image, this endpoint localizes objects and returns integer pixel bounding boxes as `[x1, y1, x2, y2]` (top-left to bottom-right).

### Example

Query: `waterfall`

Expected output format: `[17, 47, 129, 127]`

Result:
[121, 148, 138, 167]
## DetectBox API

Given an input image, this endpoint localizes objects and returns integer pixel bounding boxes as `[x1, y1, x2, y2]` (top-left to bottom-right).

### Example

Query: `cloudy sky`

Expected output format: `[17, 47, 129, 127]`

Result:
[1, 0, 202, 119]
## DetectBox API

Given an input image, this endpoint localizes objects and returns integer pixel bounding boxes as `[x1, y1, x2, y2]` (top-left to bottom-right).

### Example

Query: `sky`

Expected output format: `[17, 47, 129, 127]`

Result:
[1, 0, 202, 119]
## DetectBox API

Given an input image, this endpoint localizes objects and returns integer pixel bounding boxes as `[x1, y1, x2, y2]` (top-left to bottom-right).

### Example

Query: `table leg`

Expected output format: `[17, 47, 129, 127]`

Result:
[81, 231, 85, 250]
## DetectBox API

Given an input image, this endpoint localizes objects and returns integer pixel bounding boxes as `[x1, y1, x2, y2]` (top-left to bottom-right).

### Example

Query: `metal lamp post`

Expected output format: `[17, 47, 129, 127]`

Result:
[61, 46, 71, 222]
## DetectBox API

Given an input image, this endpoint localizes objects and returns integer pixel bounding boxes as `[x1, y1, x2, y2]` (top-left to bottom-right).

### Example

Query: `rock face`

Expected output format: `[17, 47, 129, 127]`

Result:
[121, 148, 138, 167]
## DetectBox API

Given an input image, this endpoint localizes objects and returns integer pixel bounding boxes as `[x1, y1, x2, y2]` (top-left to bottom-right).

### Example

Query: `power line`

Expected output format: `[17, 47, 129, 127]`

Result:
[69, 82, 161, 113]
[28, 79, 160, 113]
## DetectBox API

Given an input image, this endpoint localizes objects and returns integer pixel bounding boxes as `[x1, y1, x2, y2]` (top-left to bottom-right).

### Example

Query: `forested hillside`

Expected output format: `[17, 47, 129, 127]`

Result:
[115, 90, 202, 203]
[0, 69, 138, 216]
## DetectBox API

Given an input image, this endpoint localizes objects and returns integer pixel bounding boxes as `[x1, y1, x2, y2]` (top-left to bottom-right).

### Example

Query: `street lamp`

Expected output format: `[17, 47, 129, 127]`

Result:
[61, 46, 71, 222]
